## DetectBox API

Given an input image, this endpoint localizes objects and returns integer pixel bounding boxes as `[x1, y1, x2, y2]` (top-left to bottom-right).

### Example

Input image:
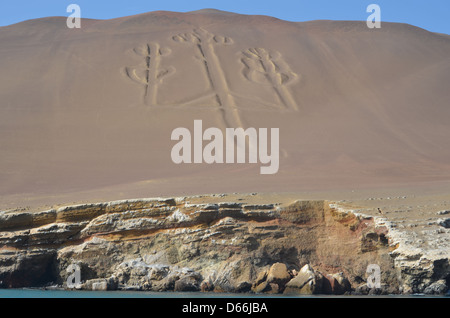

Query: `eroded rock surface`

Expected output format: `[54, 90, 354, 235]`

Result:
[0, 194, 447, 294]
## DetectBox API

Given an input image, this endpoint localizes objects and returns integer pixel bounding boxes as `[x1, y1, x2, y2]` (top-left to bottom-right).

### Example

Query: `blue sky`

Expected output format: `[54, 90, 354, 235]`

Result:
[1, 0, 449, 34]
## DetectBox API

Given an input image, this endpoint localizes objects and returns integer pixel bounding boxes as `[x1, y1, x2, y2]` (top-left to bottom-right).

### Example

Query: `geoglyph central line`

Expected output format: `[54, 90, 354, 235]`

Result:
[125, 42, 174, 107]
[172, 28, 243, 128]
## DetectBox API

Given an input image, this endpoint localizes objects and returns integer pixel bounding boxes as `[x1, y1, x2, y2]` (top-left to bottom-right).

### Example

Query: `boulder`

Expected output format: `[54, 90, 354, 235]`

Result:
[83, 278, 109, 291]
[353, 284, 370, 295]
[283, 264, 323, 295]
[254, 268, 268, 286]
[437, 218, 450, 228]
[252, 281, 270, 293]
[266, 263, 291, 287]
[329, 272, 351, 294]
[174, 275, 201, 292]
[200, 272, 216, 292]
[235, 281, 252, 293]
[212, 259, 255, 293]
[252, 281, 279, 294]
[423, 280, 448, 295]
[92, 280, 108, 291]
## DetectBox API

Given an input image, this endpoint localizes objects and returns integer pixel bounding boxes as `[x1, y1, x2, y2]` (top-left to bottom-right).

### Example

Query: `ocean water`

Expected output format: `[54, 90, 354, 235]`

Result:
[0, 289, 447, 298]
[0, 289, 298, 298]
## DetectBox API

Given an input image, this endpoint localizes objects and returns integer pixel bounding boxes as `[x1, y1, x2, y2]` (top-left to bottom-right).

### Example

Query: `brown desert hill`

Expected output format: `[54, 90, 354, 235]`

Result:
[1, 9, 450, 209]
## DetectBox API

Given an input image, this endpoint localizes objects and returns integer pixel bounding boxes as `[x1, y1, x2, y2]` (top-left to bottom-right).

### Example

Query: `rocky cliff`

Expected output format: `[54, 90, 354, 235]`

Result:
[0, 194, 448, 295]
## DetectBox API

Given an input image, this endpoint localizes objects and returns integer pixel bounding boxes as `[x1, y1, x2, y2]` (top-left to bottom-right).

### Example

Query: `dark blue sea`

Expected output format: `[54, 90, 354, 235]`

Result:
[0, 288, 447, 298]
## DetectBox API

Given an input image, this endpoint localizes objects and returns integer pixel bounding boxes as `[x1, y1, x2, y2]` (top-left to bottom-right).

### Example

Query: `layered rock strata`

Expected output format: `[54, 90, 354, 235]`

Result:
[0, 194, 447, 294]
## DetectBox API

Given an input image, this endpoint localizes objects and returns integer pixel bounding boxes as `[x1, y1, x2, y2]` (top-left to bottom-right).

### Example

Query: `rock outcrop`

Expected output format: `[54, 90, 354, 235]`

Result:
[330, 203, 450, 295]
[0, 194, 447, 295]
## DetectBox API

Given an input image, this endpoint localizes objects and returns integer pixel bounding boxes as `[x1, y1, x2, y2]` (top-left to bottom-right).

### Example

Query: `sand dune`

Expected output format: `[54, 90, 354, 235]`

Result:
[1, 9, 450, 209]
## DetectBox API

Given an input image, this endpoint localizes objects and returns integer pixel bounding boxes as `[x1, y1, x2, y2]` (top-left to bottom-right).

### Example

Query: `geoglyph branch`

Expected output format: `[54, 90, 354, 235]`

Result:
[241, 48, 298, 111]
[125, 42, 175, 106]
